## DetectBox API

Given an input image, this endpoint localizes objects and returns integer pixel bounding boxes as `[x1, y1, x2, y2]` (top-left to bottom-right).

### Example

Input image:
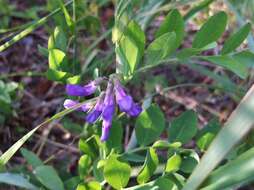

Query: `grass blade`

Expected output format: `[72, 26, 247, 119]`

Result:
[0, 100, 93, 165]
[183, 84, 254, 190]
[0, 0, 73, 52]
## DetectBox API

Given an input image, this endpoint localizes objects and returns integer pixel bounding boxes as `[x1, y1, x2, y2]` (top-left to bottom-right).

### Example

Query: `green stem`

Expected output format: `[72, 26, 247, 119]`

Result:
[0, 71, 45, 79]
[72, 0, 78, 74]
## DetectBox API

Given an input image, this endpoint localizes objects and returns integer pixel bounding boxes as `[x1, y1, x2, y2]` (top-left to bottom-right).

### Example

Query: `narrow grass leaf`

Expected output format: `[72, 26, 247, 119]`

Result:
[183, 84, 254, 190]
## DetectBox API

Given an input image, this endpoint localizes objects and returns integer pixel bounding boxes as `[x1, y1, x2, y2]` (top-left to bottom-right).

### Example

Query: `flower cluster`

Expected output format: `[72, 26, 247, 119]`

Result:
[63, 78, 142, 141]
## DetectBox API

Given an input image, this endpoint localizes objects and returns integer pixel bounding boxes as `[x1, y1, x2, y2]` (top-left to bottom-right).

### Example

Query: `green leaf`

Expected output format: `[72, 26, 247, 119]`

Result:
[124, 177, 176, 190]
[20, 148, 43, 168]
[53, 26, 67, 51]
[86, 181, 102, 190]
[155, 9, 184, 48]
[165, 154, 182, 173]
[79, 155, 92, 178]
[193, 11, 227, 48]
[201, 147, 254, 190]
[48, 49, 66, 70]
[106, 120, 123, 152]
[0, 81, 11, 104]
[137, 148, 159, 184]
[119, 20, 145, 75]
[180, 152, 199, 174]
[196, 119, 221, 151]
[34, 165, 64, 190]
[232, 51, 254, 68]
[104, 154, 131, 189]
[169, 110, 198, 144]
[201, 55, 248, 79]
[146, 32, 176, 65]
[57, 0, 74, 31]
[221, 23, 251, 54]
[152, 140, 182, 149]
[0, 173, 38, 190]
[177, 42, 217, 60]
[135, 105, 165, 146]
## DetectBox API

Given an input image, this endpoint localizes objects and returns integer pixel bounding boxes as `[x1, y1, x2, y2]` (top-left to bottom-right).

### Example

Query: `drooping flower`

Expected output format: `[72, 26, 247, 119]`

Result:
[100, 81, 115, 141]
[114, 79, 134, 112]
[127, 103, 142, 117]
[100, 120, 111, 141]
[86, 93, 105, 124]
[66, 78, 102, 97]
[114, 79, 142, 117]
[63, 99, 79, 109]
[63, 99, 92, 112]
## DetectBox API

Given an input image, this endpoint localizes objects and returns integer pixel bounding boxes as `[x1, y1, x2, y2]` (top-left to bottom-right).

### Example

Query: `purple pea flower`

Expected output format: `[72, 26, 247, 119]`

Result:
[100, 81, 115, 141]
[66, 78, 102, 97]
[114, 79, 134, 112]
[63, 99, 92, 112]
[127, 103, 142, 117]
[114, 79, 142, 117]
[100, 120, 111, 141]
[86, 93, 105, 124]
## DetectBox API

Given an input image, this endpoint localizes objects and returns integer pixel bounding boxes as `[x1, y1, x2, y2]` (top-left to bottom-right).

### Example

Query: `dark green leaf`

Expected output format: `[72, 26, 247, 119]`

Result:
[20, 148, 43, 168]
[233, 51, 254, 68]
[180, 152, 199, 174]
[106, 120, 123, 152]
[155, 9, 184, 48]
[202, 55, 248, 79]
[196, 119, 221, 151]
[135, 105, 165, 146]
[193, 12, 227, 48]
[0, 173, 38, 190]
[34, 165, 64, 190]
[169, 110, 198, 144]
[221, 23, 251, 54]
[137, 148, 159, 184]
[177, 42, 217, 59]
[146, 32, 176, 65]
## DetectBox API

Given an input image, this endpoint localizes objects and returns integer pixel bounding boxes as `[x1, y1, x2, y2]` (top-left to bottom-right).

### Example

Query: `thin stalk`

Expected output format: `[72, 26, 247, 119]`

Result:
[72, 0, 78, 74]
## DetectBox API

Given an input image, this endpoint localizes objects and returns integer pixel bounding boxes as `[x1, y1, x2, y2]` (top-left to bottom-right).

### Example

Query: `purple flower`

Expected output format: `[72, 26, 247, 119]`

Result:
[100, 82, 115, 141]
[66, 79, 102, 97]
[114, 79, 142, 117]
[102, 81, 115, 121]
[114, 79, 134, 112]
[63, 99, 79, 109]
[86, 93, 105, 124]
[63, 99, 92, 112]
[100, 120, 112, 141]
[127, 103, 142, 117]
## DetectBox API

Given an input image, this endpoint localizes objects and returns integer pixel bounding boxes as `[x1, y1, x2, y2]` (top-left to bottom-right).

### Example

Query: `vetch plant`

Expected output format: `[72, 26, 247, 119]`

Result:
[1, 0, 254, 190]
[63, 77, 142, 141]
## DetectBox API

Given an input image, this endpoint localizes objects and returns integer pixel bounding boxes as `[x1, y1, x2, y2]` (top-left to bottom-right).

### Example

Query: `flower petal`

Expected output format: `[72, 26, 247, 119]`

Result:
[127, 103, 142, 117]
[63, 99, 79, 109]
[100, 120, 112, 141]
[117, 95, 133, 112]
[86, 110, 102, 124]
[102, 105, 115, 121]
[66, 82, 97, 97]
